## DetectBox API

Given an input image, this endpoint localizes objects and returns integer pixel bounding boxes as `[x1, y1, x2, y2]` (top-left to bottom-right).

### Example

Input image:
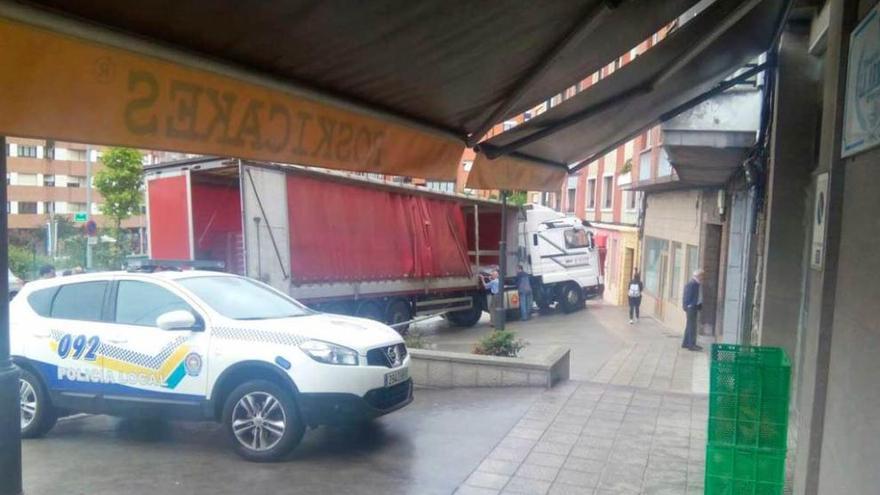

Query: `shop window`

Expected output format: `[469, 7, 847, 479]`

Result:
[644, 237, 667, 294]
[670, 242, 683, 301]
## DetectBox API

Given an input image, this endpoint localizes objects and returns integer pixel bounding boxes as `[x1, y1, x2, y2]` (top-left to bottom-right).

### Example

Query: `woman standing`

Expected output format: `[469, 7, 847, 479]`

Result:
[627, 270, 643, 324]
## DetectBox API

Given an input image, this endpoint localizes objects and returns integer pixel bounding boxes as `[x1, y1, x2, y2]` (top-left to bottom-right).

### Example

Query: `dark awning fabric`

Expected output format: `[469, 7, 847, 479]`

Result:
[17, 0, 699, 139]
[4, 0, 788, 190]
[475, 0, 790, 172]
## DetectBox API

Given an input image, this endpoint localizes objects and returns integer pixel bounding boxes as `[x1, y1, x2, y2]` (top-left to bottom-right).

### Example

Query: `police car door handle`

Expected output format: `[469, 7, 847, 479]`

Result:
[107, 338, 128, 344]
[33, 331, 51, 339]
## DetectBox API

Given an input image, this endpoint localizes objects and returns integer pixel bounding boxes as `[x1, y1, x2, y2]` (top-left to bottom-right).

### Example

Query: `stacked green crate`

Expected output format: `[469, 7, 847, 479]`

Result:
[705, 344, 791, 494]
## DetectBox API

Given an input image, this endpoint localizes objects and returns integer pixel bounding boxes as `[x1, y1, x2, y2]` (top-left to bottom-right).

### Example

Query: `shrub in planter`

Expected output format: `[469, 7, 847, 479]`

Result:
[473, 330, 526, 357]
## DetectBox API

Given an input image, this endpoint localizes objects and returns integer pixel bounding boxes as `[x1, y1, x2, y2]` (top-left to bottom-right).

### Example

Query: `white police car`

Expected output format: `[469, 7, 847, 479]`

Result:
[10, 270, 412, 461]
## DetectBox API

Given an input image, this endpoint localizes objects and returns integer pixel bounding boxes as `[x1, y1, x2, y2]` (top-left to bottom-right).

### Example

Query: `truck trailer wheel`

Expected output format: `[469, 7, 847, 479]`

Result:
[356, 301, 385, 322]
[559, 283, 585, 313]
[386, 299, 413, 334]
[446, 295, 483, 327]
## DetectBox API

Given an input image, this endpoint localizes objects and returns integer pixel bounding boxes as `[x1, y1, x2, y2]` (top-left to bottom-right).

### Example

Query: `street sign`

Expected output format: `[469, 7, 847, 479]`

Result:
[74, 212, 88, 223]
[87, 236, 98, 246]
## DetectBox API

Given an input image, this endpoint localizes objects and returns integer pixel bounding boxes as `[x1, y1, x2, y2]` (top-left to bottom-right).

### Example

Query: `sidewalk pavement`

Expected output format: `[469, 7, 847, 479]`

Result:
[440, 303, 714, 494]
[455, 381, 708, 495]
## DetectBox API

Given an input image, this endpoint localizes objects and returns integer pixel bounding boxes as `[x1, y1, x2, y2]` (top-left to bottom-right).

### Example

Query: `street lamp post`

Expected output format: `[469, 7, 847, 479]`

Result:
[0, 136, 24, 495]
[495, 190, 509, 331]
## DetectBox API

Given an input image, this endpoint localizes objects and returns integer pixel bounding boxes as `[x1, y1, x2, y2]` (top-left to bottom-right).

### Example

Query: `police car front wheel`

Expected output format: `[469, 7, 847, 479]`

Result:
[222, 379, 304, 462]
[19, 368, 58, 438]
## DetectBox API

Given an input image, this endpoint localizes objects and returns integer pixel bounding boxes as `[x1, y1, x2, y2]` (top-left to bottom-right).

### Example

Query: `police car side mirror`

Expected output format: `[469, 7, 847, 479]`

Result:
[157, 310, 198, 331]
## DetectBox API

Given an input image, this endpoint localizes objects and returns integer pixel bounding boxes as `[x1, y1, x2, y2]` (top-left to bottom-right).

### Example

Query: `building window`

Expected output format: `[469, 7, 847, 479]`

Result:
[643, 237, 667, 294]
[17, 145, 37, 158]
[66, 176, 86, 188]
[425, 181, 455, 193]
[18, 202, 38, 214]
[587, 178, 597, 210]
[68, 149, 88, 161]
[503, 120, 517, 131]
[670, 242, 683, 301]
[462, 160, 473, 172]
[16, 173, 38, 186]
[567, 188, 576, 213]
[627, 190, 638, 211]
[43, 174, 55, 187]
[602, 176, 613, 209]
[686, 245, 699, 283]
[69, 202, 87, 214]
[43, 202, 54, 215]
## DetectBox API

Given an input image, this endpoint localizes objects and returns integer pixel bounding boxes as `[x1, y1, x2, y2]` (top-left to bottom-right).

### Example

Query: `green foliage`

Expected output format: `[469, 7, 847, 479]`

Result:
[94, 147, 144, 229]
[403, 329, 430, 350]
[7, 244, 42, 280]
[508, 191, 528, 206]
[473, 330, 526, 357]
[621, 158, 633, 174]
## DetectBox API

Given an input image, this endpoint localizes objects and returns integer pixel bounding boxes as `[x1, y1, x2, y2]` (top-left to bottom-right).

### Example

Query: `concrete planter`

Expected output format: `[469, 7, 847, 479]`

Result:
[408, 346, 570, 389]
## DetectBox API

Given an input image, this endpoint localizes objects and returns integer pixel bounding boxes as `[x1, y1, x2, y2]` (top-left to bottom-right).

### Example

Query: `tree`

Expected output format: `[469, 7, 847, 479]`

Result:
[94, 148, 144, 230]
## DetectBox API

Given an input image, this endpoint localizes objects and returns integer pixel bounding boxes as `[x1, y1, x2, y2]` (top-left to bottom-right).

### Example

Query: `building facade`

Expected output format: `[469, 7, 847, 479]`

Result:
[5, 137, 155, 233]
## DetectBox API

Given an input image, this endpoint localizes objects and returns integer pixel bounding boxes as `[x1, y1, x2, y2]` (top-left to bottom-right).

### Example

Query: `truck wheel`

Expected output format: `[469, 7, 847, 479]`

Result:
[446, 295, 483, 328]
[560, 283, 585, 314]
[386, 299, 412, 334]
[19, 368, 58, 438]
[356, 301, 384, 322]
[222, 379, 304, 462]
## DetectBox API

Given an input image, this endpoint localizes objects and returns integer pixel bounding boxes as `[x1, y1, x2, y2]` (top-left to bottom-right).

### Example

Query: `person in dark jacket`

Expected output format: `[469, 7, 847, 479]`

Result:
[627, 270, 643, 324]
[515, 265, 533, 321]
[682, 269, 704, 351]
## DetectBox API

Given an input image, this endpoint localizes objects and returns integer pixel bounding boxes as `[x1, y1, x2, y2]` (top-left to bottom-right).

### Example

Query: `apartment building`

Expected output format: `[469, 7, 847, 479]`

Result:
[4, 137, 154, 234]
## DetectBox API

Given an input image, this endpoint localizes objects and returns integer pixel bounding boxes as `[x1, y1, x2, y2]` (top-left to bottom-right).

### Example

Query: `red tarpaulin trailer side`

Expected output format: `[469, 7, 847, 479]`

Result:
[147, 175, 190, 260]
[191, 181, 243, 273]
[286, 175, 471, 283]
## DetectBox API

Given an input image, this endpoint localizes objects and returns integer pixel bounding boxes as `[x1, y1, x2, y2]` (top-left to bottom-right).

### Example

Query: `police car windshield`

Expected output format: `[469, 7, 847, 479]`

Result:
[178, 276, 311, 320]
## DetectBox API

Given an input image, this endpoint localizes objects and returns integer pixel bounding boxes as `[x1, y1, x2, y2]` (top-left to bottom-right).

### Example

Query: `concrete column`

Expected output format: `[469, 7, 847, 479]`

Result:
[789, 1, 858, 494]
[756, 27, 820, 358]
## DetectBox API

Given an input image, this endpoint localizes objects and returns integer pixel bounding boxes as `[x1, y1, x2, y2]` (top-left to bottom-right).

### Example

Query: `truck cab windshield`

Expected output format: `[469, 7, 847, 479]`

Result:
[179, 276, 312, 320]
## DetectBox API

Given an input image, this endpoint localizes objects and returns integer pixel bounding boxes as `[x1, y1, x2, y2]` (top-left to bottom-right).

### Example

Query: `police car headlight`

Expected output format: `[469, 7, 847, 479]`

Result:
[299, 340, 359, 366]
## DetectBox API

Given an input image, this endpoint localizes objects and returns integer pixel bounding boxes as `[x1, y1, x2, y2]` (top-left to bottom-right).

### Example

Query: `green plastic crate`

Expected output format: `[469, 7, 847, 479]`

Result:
[708, 344, 791, 450]
[705, 445, 786, 495]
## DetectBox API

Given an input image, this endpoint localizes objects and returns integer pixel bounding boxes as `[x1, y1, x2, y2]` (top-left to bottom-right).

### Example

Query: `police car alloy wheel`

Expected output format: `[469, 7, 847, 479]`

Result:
[222, 379, 304, 462]
[19, 368, 57, 438]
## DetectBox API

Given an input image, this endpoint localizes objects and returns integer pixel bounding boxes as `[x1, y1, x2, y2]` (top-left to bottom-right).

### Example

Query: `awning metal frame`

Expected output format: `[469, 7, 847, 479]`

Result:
[464, 1, 618, 147]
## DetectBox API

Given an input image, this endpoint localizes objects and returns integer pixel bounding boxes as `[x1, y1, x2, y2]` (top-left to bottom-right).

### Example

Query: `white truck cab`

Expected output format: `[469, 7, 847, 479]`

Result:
[517, 204, 604, 312]
[10, 269, 411, 461]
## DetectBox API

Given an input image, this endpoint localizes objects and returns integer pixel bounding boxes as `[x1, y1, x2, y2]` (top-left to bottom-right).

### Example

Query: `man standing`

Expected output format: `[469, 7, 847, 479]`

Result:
[515, 265, 532, 321]
[682, 269, 704, 351]
[482, 270, 500, 327]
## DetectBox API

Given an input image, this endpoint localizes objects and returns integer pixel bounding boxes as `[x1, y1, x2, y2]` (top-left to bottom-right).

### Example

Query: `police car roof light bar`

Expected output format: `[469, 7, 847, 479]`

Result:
[126, 259, 226, 273]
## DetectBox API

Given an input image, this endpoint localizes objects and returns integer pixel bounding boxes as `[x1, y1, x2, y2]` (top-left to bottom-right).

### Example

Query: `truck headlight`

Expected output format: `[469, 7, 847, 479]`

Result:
[299, 340, 359, 366]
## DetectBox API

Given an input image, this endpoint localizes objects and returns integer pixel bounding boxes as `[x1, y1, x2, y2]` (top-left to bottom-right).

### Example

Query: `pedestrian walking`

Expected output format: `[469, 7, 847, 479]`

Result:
[627, 270, 643, 324]
[481, 270, 500, 327]
[515, 264, 533, 321]
[682, 269, 704, 351]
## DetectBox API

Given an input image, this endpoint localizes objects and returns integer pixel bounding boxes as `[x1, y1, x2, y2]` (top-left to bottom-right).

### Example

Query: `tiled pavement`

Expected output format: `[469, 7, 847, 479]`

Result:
[590, 341, 711, 395]
[455, 380, 708, 495]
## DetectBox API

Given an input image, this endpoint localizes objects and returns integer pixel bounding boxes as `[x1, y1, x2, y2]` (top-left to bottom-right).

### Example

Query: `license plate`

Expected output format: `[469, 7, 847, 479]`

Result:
[384, 367, 409, 387]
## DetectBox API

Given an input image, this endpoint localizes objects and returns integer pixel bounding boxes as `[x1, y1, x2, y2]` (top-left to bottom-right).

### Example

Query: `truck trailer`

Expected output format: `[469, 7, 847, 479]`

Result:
[143, 158, 603, 330]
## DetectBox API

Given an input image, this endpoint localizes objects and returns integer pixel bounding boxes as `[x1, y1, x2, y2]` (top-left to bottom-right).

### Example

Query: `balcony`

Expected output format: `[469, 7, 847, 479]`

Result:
[661, 83, 762, 186]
